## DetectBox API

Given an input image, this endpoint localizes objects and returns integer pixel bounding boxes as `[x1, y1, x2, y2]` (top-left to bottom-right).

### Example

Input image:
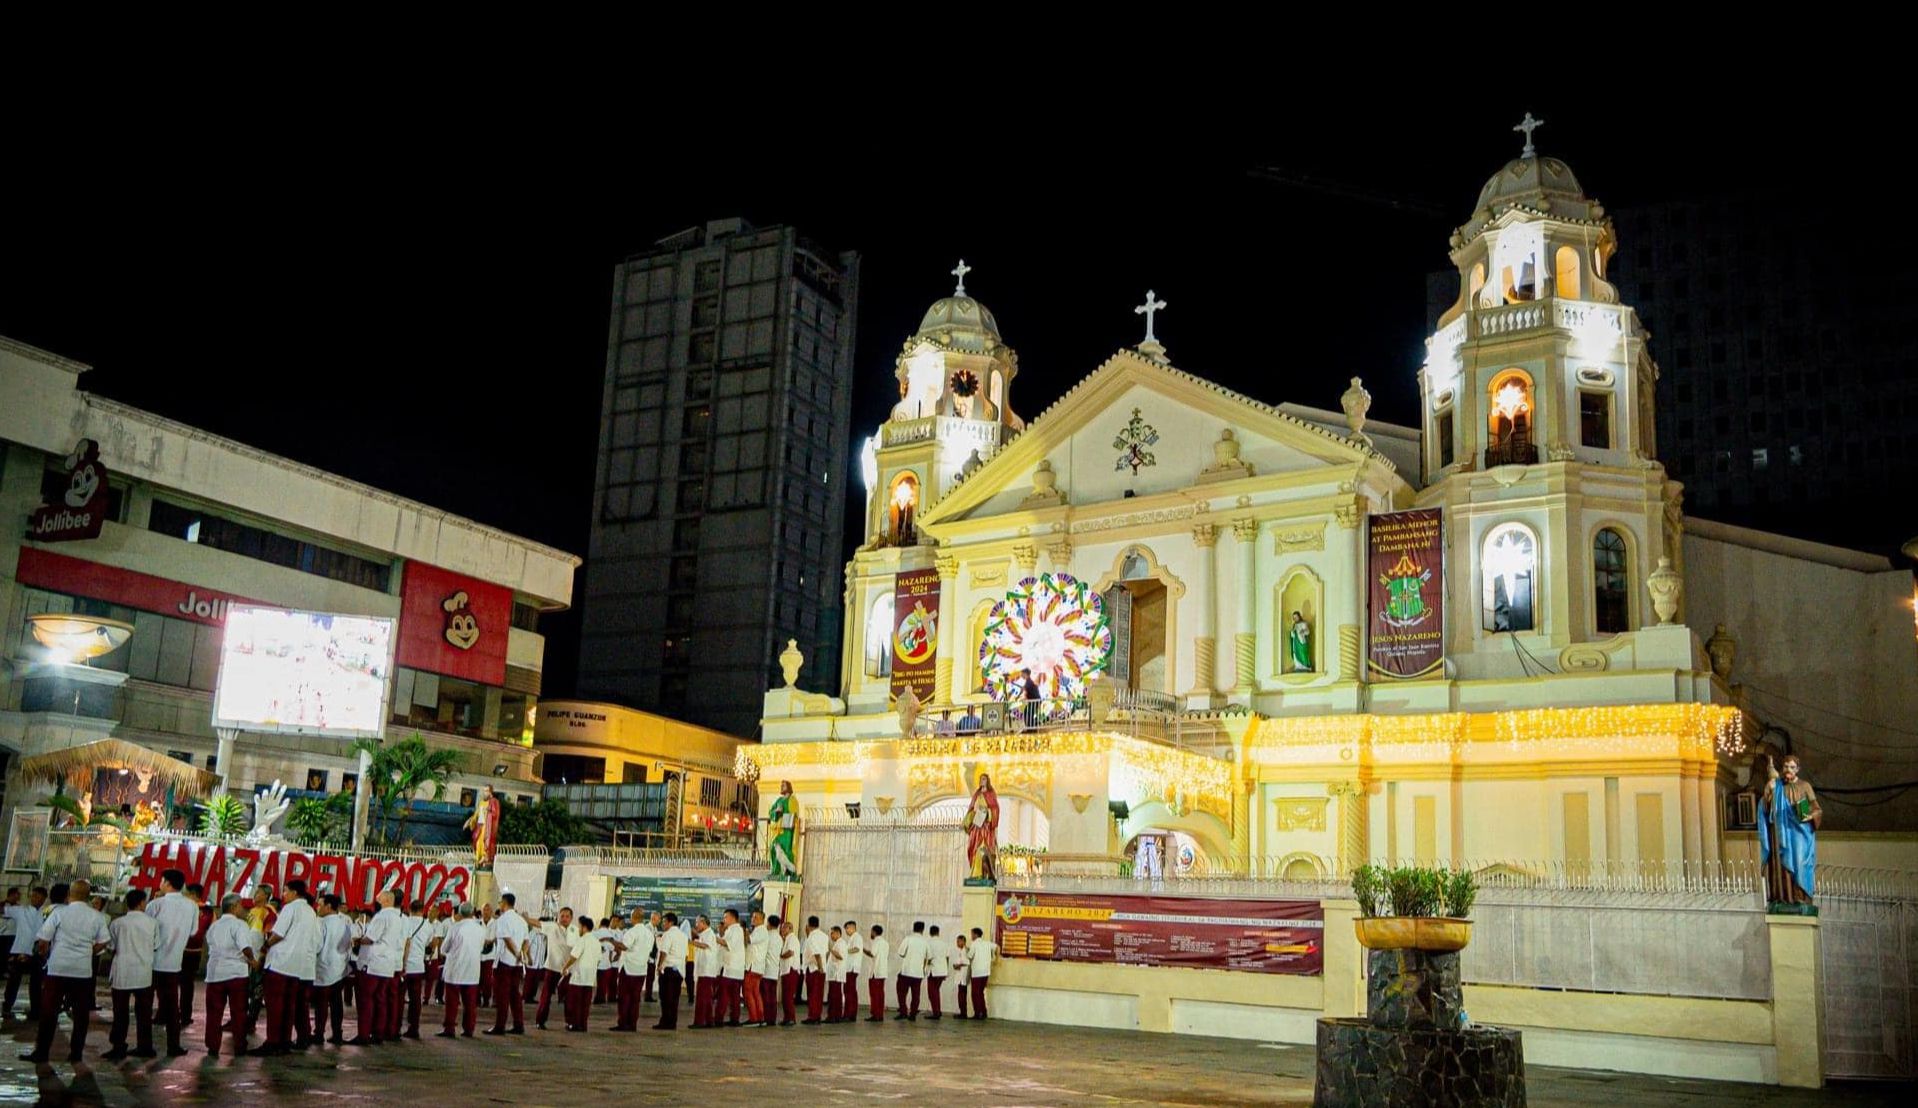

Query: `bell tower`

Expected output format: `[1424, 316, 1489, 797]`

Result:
[1416, 118, 1684, 674]
[861, 261, 1023, 548]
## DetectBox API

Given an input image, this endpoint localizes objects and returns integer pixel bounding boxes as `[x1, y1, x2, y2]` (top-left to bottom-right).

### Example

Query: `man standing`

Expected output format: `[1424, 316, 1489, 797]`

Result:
[436, 902, 486, 1038]
[521, 915, 546, 1007]
[651, 911, 686, 1030]
[926, 924, 949, 1020]
[486, 893, 530, 1035]
[778, 918, 800, 1026]
[743, 911, 769, 1027]
[755, 915, 782, 1027]
[4, 886, 47, 1020]
[611, 907, 653, 1032]
[103, 888, 160, 1060]
[718, 909, 747, 1027]
[825, 925, 847, 1023]
[23, 880, 111, 1063]
[259, 880, 319, 1055]
[535, 907, 573, 1030]
[863, 924, 889, 1023]
[203, 894, 258, 1057]
[145, 867, 197, 1056]
[475, 901, 496, 1010]
[593, 915, 618, 1006]
[349, 889, 403, 1045]
[398, 900, 433, 1039]
[801, 916, 829, 1025]
[967, 927, 995, 1019]
[894, 921, 928, 1021]
[688, 916, 719, 1029]
[560, 916, 600, 1032]
[311, 894, 351, 1046]
[842, 920, 863, 1023]
[643, 911, 664, 1001]
[247, 885, 278, 936]
[424, 902, 448, 1005]
[952, 934, 971, 1019]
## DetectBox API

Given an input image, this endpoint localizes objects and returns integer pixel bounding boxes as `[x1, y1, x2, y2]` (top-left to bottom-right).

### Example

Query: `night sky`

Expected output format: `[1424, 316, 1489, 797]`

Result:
[2, 92, 1880, 698]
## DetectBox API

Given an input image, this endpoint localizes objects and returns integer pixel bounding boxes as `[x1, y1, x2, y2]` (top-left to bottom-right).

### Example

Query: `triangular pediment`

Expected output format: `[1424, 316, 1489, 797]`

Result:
[919, 349, 1394, 527]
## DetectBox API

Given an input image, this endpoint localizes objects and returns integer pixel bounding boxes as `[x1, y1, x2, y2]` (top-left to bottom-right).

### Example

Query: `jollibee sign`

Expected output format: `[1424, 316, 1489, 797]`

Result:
[130, 839, 472, 911]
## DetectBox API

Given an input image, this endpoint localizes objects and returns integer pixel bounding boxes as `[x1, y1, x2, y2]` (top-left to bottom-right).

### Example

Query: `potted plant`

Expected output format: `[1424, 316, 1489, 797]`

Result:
[1350, 864, 1478, 951]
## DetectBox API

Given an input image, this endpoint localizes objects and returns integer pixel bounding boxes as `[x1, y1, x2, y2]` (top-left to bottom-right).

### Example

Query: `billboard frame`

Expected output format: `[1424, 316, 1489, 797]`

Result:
[210, 604, 399, 741]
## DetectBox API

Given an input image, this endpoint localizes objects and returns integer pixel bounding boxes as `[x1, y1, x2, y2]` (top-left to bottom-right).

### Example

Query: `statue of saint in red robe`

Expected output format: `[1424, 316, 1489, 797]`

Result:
[963, 774, 1000, 884]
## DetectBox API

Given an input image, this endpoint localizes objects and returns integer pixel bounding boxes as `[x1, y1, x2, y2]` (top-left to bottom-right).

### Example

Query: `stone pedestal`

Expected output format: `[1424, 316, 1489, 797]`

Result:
[1313, 948, 1525, 1107]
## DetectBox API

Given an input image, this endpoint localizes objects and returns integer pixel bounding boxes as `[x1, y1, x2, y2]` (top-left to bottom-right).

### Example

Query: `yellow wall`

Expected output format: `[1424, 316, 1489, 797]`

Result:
[534, 699, 747, 778]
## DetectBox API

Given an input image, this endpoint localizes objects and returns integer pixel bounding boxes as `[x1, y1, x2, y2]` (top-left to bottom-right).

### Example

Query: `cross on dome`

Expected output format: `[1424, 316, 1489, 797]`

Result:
[1134, 290, 1168, 343]
[951, 259, 972, 297]
[1514, 113, 1544, 158]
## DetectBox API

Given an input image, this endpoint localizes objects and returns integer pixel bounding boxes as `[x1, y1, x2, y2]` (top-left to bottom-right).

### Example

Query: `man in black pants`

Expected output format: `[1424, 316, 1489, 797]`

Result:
[651, 912, 686, 1030]
[3, 886, 48, 1019]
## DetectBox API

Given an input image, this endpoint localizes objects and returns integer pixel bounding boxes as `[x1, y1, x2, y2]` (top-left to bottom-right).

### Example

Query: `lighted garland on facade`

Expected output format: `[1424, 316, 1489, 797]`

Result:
[1250, 704, 1747, 761]
[978, 573, 1113, 700]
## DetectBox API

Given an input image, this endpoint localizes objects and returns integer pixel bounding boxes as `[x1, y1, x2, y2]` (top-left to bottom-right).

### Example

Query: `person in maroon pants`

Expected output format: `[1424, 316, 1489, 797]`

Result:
[535, 908, 574, 1029]
[348, 889, 403, 1045]
[560, 916, 600, 1032]
[777, 919, 800, 1026]
[202, 894, 258, 1057]
[755, 914, 781, 1027]
[485, 893, 530, 1035]
[436, 901, 485, 1038]
[968, 927, 993, 1019]
[22, 880, 110, 1064]
[842, 919, 862, 1023]
[864, 925, 889, 1023]
[800, 916, 828, 1025]
[688, 916, 718, 1028]
[178, 884, 211, 1031]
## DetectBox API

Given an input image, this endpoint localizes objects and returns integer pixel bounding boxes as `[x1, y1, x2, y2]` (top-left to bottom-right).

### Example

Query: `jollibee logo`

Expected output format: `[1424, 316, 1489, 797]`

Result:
[442, 591, 480, 650]
[64, 440, 104, 508]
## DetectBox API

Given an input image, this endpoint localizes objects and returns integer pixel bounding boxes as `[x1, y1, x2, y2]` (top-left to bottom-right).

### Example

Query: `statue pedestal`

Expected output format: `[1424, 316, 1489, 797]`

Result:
[763, 880, 801, 923]
[1313, 949, 1525, 1107]
[470, 869, 499, 911]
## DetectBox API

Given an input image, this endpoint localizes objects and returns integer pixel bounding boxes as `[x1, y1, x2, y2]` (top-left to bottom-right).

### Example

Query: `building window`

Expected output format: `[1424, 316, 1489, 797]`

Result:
[1579, 391, 1612, 449]
[148, 500, 391, 591]
[511, 603, 541, 632]
[863, 593, 894, 678]
[1485, 370, 1536, 467]
[1437, 410, 1454, 469]
[700, 777, 722, 808]
[304, 768, 329, 792]
[1752, 447, 1770, 470]
[886, 472, 919, 545]
[543, 754, 605, 785]
[1554, 246, 1581, 299]
[622, 763, 649, 785]
[1593, 528, 1629, 635]
[1482, 523, 1537, 633]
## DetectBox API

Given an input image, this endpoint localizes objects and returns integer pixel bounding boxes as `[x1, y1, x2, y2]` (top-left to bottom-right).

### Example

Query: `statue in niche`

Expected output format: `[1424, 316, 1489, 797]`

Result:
[1757, 752, 1821, 912]
[1288, 610, 1314, 672]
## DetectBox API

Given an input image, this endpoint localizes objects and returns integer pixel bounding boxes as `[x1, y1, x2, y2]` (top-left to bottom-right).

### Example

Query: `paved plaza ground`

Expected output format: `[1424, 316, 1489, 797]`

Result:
[0, 1000, 1904, 1106]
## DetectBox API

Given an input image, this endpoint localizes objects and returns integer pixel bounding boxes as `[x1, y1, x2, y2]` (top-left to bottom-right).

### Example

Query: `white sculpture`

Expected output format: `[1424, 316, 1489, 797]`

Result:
[247, 779, 291, 843]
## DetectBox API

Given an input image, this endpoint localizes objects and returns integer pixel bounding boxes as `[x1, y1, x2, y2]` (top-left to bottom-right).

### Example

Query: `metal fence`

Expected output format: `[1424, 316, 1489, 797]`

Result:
[799, 813, 966, 945]
[1819, 867, 1918, 1081]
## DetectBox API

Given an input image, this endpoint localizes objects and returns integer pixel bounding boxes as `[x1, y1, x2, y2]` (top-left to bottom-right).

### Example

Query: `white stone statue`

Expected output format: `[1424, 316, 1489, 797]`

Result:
[247, 779, 291, 843]
[896, 686, 921, 739]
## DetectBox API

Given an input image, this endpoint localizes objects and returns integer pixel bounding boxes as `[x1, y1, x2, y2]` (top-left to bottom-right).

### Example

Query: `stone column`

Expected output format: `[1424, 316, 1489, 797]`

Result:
[1697, 774, 1722, 863]
[1680, 768, 1702, 863]
[1319, 898, 1365, 1018]
[1230, 516, 1259, 696]
[1329, 780, 1367, 875]
[933, 554, 958, 703]
[1189, 523, 1219, 699]
[1230, 779, 1254, 871]
[1766, 914, 1824, 1089]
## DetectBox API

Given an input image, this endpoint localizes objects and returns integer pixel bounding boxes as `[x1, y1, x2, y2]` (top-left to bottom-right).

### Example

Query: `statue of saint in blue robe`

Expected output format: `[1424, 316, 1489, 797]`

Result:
[1757, 768, 1821, 906]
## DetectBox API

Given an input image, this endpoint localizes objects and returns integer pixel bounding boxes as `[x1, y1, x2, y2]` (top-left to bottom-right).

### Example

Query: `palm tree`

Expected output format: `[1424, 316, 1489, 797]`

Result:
[350, 733, 464, 845]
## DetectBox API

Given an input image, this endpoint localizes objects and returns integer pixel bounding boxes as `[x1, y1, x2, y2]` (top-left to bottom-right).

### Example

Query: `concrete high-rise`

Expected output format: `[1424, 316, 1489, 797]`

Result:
[579, 219, 859, 736]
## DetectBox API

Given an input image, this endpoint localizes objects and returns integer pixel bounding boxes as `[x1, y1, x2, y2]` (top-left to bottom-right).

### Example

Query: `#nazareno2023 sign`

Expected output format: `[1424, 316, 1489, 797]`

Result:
[995, 891, 1324, 975]
[1367, 508, 1445, 681]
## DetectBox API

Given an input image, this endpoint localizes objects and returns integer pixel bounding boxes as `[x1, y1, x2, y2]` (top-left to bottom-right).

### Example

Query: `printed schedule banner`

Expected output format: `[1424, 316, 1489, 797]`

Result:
[1367, 508, 1445, 680]
[613, 875, 762, 925]
[994, 891, 1324, 975]
[889, 568, 940, 701]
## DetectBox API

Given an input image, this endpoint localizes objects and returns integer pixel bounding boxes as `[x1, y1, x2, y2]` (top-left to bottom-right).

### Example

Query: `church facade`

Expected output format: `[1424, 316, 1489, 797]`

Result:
[755, 138, 1743, 876]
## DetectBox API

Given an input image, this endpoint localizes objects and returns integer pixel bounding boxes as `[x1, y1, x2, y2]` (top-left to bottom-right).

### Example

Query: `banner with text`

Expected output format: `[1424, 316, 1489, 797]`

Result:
[994, 890, 1324, 975]
[130, 839, 473, 913]
[1366, 508, 1445, 680]
[613, 875, 762, 925]
[890, 568, 940, 701]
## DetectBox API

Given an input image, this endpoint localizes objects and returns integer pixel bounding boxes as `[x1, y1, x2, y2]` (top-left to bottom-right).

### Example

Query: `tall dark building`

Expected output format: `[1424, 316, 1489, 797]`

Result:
[579, 218, 859, 736]
[1608, 193, 1918, 555]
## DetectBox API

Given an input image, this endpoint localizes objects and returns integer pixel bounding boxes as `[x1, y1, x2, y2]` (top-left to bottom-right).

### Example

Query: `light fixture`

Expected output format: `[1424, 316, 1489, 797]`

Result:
[844, 802, 861, 820]
[492, 763, 508, 777]
[28, 614, 134, 663]
[1108, 799, 1130, 821]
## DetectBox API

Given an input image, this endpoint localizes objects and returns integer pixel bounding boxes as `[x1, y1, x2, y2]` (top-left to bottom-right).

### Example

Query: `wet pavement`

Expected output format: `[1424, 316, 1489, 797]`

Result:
[0, 996, 1904, 1105]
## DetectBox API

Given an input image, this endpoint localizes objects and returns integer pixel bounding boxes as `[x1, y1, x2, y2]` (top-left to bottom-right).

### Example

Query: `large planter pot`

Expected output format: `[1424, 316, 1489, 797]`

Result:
[1354, 916, 1472, 952]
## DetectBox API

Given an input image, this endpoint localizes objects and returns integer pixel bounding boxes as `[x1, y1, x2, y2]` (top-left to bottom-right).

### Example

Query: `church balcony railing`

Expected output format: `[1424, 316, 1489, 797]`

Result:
[1483, 441, 1539, 468]
[1468, 297, 1629, 341]
[882, 417, 936, 447]
[915, 697, 1091, 738]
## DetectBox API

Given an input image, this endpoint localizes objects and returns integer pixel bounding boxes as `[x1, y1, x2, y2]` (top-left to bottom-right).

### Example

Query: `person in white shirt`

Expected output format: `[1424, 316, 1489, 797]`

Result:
[436, 901, 487, 1038]
[560, 916, 601, 1032]
[259, 880, 320, 1054]
[825, 926, 848, 1023]
[144, 867, 198, 1056]
[800, 916, 830, 1025]
[842, 920, 864, 1022]
[688, 916, 721, 1028]
[952, 934, 972, 1019]
[24, 879, 111, 1063]
[397, 900, 434, 1040]
[863, 924, 890, 1022]
[754, 913, 783, 1027]
[718, 909, 747, 1027]
[3, 886, 46, 1020]
[311, 894, 352, 1045]
[203, 894, 260, 1057]
[486, 894, 531, 1035]
[476, 902, 497, 1010]
[104, 888, 161, 1060]
[743, 911, 770, 1028]
[894, 920, 929, 1021]
[521, 920, 547, 1016]
[593, 918, 618, 1007]
[535, 907, 574, 1030]
[967, 927, 996, 1019]
[651, 911, 687, 1030]
[611, 907, 654, 1032]
[925, 924, 951, 1020]
[777, 919, 801, 1026]
[351, 889, 404, 1045]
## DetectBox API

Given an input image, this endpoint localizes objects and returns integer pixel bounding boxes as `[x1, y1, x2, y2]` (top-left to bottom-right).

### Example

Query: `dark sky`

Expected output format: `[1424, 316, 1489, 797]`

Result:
[2, 88, 1880, 697]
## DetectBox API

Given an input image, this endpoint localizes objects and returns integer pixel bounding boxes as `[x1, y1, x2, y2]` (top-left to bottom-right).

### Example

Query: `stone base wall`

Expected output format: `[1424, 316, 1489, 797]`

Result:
[1315, 1018, 1525, 1107]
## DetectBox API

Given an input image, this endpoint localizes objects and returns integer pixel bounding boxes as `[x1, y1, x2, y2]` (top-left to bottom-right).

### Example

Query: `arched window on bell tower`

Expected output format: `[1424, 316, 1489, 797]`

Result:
[1593, 528, 1629, 635]
[1485, 370, 1537, 467]
[1554, 246, 1581, 300]
[887, 472, 920, 546]
[1482, 523, 1538, 633]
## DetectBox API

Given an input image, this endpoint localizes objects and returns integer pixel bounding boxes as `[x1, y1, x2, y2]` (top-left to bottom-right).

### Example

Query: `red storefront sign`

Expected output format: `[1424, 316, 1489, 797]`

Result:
[15, 547, 261, 627]
[995, 890, 1324, 975]
[27, 440, 111, 542]
[129, 839, 472, 913]
[395, 562, 510, 685]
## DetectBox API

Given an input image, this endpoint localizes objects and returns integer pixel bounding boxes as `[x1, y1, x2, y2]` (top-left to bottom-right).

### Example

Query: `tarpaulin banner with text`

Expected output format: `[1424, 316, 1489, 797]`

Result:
[129, 839, 473, 912]
[994, 890, 1323, 975]
[613, 875, 762, 925]
[1367, 508, 1445, 680]
[890, 568, 940, 701]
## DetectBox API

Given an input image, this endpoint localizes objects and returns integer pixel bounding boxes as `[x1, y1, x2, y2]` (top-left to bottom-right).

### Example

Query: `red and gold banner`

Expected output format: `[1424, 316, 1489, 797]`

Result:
[995, 890, 1323, 975]
[1367, 508, 1445, 680]
[129, 839, 473, 913]
[890, 568, 939, 701]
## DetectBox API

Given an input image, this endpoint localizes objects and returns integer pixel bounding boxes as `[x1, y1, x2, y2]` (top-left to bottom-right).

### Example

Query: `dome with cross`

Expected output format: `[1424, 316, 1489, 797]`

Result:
[1475, 154, 1589, 214]
[913, 259, 1003, 352]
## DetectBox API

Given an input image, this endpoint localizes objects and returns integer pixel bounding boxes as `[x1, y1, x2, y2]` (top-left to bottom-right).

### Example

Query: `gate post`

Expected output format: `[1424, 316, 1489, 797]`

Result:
[1767, 913, 1823, 1088]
